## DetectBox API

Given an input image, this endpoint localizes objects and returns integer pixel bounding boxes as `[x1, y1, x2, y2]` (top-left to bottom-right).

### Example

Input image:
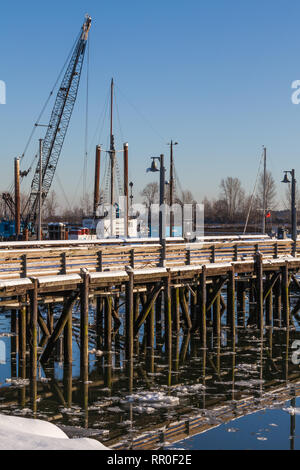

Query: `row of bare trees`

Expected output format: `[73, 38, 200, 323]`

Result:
[140, 182, 196, 208]
[1, 168, 297, 226]
[140, 171, 280, 225]
[204, 172, 277, 224]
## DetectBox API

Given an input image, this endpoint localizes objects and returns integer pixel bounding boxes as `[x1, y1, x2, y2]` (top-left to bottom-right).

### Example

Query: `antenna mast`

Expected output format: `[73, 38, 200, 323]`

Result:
[262, 146, 267, 234]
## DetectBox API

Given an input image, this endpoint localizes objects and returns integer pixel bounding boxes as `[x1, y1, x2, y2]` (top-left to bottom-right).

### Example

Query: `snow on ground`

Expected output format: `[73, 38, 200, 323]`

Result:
[0, 414, 109, 450]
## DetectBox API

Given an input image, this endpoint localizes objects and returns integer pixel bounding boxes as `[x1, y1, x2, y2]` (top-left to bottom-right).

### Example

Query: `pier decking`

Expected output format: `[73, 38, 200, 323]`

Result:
[1, 237, 300, 365]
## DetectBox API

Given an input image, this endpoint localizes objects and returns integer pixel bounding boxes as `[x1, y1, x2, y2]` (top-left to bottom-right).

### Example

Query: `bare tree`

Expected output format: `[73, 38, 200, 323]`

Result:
[284, 185, 300, 211]
[257, 171, 277, 210]
[141, 182, 159, 207]
[80, 193, 93, 216]
[219, 177, 245, 221]
[176, 190, 196, 205]
[43, 190, 59, 220]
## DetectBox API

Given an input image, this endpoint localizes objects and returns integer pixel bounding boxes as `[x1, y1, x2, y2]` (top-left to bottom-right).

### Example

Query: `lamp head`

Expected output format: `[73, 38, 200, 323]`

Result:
[146, 158, 159, 173]
[282, 172, 291, 184]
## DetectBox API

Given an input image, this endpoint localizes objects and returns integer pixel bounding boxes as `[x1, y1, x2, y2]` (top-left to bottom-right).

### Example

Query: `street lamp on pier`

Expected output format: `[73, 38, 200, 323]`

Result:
[147, 155, 166, 265]
[282, 169, 297, 255]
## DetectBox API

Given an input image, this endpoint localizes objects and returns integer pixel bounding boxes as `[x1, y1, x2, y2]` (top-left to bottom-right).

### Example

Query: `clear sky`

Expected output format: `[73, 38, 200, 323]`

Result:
[1, 0, 300, 210]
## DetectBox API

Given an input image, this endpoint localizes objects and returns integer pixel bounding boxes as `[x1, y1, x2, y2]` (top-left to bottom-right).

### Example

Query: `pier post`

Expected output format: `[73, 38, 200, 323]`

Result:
[281, 262, 290, 328]
[213, 291, 221, 337]
[199, 265, 207, 348]
[134, 293, 140, 354]
[96, 296, 103, 350]
[274, 273, 282, 327]
[164, 269, 172, 364]
[174, 287, 181, 334]
[19, 297, 27, 363]
[80, 269, 90, 372]
[47, 304, 54, 334]
[125, 267, 134, 361]
[155, 292, 162, 348]
[255, 252, 264, 331]
[104, 296, 112, 353]
[227, 266, 236, 336]
[265, 272, 273, 327]
[237, 280, 246, 327]
[64, 297, 73, 364]
[63, 363, 73, 408]
[11, 308, 19, 377]
[29, 278, 38, 379]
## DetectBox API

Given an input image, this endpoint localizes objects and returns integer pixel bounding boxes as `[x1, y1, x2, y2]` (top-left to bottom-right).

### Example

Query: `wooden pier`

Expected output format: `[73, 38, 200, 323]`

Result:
[2, 237, 300, 402]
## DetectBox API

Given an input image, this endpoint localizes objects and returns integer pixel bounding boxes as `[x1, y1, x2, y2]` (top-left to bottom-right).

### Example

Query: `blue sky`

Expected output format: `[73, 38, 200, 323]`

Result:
[1, 0, 300, 209]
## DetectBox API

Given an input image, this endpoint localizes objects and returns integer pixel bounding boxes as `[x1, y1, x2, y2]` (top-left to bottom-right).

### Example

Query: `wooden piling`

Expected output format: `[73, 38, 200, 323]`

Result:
[29, 278, 38, 379]
[255, 252, 264, 332]
[213, 291, 221, 338]
[237, 280, 246, 327]
[173, 287, 180, 334]
[47, 304, 54, 334]
[265, 272, 273, 327]
[96, 296, 103, 350]
[19, 299, 27, 363]
[104, 296, 112, 353]
[227, 267, 236, 336]
[40, 292, 78, 363]
[281, 262, 290, 328]
[80, 270, 90, 372]
[199, 265, 207, 348]
[11, 308, 19, 355]
[274, 274, 282, 327]
[125, 268, 134, 361]
[63, 298, 73, 364]
[164, 269, 172, 363]
[134, 293, 140, 354]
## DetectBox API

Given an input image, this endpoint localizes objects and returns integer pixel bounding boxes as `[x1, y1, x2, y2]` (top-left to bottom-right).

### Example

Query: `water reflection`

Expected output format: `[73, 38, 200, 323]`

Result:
[1, 313, 300, 449]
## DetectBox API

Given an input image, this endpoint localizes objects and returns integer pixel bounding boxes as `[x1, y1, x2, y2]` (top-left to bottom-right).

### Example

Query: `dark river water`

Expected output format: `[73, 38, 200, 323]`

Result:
[0, 294, 300, 450]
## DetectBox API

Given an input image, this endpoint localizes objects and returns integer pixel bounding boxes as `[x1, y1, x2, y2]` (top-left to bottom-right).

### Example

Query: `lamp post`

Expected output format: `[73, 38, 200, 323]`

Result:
[282, 169, 297, 254]
[168, 140, 178, 237]
[147, 154, 166, 264]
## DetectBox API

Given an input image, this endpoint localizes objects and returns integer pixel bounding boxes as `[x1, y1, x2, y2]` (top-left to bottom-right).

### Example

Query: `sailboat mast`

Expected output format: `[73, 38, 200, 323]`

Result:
[169, 140, 174, 237]
[110, 78, 115, 212]
[109, 78, 116, 236]
[110, 78, 114, 147]
[262, 146, 267, 234]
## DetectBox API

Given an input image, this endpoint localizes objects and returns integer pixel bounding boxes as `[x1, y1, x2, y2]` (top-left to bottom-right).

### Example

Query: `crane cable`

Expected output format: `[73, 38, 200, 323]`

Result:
[5, 30, 82, 197]
[83, 34, 90, 199]
[21, 31, 81, 164]
[243, 151, 264, 234]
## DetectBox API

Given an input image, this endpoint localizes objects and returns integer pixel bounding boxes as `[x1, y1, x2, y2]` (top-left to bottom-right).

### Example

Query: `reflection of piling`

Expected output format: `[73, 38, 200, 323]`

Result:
[282, 262, 290, 328]
[255, 252, 264, 332]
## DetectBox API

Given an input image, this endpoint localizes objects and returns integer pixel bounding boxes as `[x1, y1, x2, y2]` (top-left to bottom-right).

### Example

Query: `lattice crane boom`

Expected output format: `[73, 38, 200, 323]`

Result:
[24, 15, 91, 227]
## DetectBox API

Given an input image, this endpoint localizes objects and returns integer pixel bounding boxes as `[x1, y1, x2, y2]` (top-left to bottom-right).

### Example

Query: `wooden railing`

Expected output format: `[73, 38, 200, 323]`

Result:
[0, 239, 297, 281]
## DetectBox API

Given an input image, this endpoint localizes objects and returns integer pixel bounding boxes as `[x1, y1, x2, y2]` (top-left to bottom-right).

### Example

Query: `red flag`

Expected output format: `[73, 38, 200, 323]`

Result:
[266, 211, 271, 218]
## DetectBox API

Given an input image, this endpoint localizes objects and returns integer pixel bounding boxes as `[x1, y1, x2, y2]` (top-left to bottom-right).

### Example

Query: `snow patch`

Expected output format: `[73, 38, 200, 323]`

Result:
[0, 414, 109, 450]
